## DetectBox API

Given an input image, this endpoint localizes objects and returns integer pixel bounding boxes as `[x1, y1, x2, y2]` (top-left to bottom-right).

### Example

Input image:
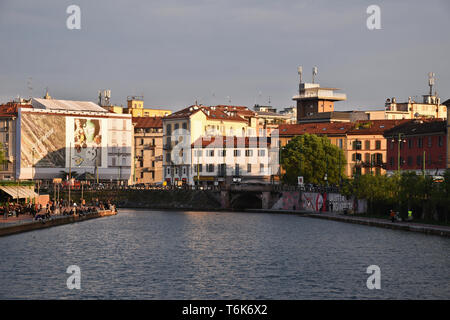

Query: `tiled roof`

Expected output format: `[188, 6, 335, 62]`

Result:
[32, 98, 107, 112]
[348, 120, 410, 135]
[383, 119, 447, 137]
[0, 102, 32, 116]
[278, 122, 354, 136]
[132, 116, 163, 128]
[165, 105, 250, 122]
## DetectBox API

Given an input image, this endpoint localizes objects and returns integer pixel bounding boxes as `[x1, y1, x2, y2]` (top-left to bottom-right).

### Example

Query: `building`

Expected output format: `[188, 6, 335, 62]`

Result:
[124, 96, 172, 117]
[132, 117, 163, 184]
[366, 73, 447, 120]
[162, 104, 278, 186]
[443, 99, 450, 169]
[297, 110, 369, 124]
[253, 104, 290, 136]
[0, 96, 133, 183]
[384, 119, 447, 176]
[292, 67, 347, 122]
[190, 136, 275, 187]
[279, 106, 297, 124]
[346, 120, 408, 177]
[279, 120, 408, 178]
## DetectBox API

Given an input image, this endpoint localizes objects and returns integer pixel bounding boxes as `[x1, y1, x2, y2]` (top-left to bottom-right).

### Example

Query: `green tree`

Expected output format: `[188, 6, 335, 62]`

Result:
[280, 134, 346, 185]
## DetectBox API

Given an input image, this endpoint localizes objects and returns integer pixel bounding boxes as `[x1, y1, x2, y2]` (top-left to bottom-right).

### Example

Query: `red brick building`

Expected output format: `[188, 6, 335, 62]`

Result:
[383, 119, 447, 176]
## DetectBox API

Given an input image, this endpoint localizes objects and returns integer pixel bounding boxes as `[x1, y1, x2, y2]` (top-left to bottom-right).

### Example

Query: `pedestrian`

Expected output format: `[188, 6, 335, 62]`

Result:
[330, 202, 334, 212]
[390, 209, 395, 222]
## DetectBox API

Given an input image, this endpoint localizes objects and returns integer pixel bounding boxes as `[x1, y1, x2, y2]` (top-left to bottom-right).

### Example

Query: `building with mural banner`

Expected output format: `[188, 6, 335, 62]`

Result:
[0, 96, 133, 183]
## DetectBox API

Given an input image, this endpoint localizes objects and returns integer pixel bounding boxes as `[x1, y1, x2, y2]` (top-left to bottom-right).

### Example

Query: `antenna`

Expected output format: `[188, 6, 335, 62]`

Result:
[27, 76, 33, 98]
[312, 66, 318, 83]
[268, 96, 271, 105]
[428, 72, 435, 96]
[298, 66, 303, 83]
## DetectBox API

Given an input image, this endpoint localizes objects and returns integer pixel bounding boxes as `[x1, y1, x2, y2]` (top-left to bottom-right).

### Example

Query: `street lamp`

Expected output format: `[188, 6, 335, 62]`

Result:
[391, 133, 406, 174]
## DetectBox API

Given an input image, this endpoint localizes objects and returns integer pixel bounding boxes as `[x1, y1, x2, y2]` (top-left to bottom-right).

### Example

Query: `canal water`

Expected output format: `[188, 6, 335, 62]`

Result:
[1, 209, 449, 299]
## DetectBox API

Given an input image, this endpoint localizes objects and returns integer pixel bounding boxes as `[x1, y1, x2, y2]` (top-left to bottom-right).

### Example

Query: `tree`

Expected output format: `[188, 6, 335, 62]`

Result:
[280, 134, 346, 185]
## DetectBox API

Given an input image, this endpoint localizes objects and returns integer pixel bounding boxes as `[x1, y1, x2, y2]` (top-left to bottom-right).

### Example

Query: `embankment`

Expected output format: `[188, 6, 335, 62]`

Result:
[0, 210, 116, 237]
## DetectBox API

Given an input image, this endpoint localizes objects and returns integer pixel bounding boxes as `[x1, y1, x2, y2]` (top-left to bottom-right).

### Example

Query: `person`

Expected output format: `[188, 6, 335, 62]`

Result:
[390, 209, 396, 222]
[407, 210, 413, 221]
[330, 202, 334, 212]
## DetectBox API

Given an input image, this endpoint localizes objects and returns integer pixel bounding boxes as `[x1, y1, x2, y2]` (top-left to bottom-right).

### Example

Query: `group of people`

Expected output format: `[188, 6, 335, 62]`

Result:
[1, 198, 115, 221]
[389, 209, 414, 222]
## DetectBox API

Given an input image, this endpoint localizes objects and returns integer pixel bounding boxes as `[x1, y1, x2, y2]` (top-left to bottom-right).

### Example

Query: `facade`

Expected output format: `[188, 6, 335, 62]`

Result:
[444, 99, 450, 169]
[384, 119, 447, 176]
[190, 136, 274, 187]
[292, 79, 347, 122]
[0, 97, 133, 183]
[124, 96, 172, 117]
[162, 105, 277, 186]
[279, 106, 297, 124]
[132, 117, 163, 184]
[279, 120, 408, 178]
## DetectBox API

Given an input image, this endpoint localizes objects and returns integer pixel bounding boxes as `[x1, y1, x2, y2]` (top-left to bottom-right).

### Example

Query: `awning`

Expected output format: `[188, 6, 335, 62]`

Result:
[0, 186, 39, 199]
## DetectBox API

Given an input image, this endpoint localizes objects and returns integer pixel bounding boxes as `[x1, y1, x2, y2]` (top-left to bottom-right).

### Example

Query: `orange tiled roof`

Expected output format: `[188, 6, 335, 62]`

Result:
[278, 122, 354, 136]
[132, 116, 163, 128]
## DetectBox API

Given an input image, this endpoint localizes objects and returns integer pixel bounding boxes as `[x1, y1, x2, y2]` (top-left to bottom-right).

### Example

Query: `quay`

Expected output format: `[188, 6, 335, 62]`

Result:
[248, 209, 450, 238]
[0, 209, 117, 238]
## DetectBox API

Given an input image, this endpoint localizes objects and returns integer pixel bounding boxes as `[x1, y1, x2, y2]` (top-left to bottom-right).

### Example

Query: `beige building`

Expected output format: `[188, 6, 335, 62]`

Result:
[162, 105, 263, 185]
[132, 117, 164, 184]
[125, 96, 172, 118]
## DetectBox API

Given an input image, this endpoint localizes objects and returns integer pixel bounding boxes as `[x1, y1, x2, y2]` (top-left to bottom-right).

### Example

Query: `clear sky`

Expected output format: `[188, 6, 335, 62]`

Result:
[1, 0, 449, 111]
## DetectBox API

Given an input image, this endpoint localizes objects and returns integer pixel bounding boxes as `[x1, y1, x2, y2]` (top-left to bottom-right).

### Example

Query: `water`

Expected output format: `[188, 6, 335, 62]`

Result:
[0, 209, 449, 299]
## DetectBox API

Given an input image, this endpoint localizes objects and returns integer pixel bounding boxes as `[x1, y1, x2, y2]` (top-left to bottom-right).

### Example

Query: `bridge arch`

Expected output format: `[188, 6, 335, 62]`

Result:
[230, 192, 262, 210]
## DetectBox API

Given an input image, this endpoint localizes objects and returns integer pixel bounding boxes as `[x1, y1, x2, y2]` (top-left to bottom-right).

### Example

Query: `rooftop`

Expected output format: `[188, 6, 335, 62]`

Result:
[32, 98, 107, 113]
[132, 116, 163, 129]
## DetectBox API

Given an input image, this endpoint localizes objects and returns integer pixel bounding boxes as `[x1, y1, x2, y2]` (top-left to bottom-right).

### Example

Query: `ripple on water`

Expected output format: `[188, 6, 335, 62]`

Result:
[0, 209, 449, 299]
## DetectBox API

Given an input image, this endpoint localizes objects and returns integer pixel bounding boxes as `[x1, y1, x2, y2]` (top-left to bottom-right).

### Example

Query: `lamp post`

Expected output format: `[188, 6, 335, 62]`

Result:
[392, 133, 406, 174]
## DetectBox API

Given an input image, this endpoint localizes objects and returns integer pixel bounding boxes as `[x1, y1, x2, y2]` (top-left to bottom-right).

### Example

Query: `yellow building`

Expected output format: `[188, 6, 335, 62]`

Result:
[124, 96, 172, 117]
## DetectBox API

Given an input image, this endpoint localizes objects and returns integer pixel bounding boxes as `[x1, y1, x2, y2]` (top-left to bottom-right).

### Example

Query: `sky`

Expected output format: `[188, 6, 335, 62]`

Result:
[0, 0, 449, 112]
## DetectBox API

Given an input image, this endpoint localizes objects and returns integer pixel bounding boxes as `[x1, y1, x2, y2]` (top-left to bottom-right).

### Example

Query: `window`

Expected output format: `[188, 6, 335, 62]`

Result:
[375, 140, 381, 150]
[390, 141, 394, 150]
[182, 122, 187, 130]
[234, 150, 241, 157]
[365, 141, 370, 150]
[260, 163, 264, 173]
[166, 153, 171, 163]
[338, 139, 343, 149]
[182, 167, 186, 175]
[219, 150, 226, 157]
[174, 123, 179, 130]
[207, 150, 214, 157]
[235, 164, 240, 175]
[352, 153, 362, 162]
[195, 150, 203, 157]
[166, 124, 172, 135]
[416, 156, 422, 166]
[389, 157, 394, 167]
[152, 161, 155, 168]
[417, 138, 423, 148]
[258, 149, 265, 157]
[194, 164, 203, 173]
[140, 172, 144, 179]
[112, 157, 116, 166]
[245, 150, 253, 157]
[207, 164, 215, 172]
[167, 168, 170, 175]
[247, 164, 252, 173]
[427, 136, 432, 148]
[408, 139, 413, 149]
[407, 156, 412, 166]
[376, 153, 382, 165]
[365, 153, 370, 162]
[353, 140, 362, 150]
[438, 136, 443, 147]
[140, 138, 144, 145]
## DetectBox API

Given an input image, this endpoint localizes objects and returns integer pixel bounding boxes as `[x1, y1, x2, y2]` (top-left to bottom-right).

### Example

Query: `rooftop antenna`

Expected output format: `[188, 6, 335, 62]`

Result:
[268, 96, 271, 105]
[312, 66, 318, 84]
[298, 66, 303, 84]
[98, 91, 102, 105]
[27, 76, 33, 99]
[428, 72, 435, 96]
[227, 96, 231, 104]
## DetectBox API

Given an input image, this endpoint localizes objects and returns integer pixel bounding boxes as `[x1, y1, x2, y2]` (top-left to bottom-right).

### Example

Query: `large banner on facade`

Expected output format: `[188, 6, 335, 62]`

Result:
[67, 117, 103, 168]
[21, 113, 66, 168]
